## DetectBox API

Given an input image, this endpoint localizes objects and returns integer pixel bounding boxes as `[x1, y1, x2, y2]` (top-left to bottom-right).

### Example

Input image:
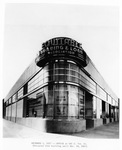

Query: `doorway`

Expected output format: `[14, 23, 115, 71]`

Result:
[85, 91, 93, 129]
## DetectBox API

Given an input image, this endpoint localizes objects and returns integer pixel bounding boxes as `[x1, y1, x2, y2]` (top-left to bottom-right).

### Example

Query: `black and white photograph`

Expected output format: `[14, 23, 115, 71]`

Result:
[0, 1, 121, 150]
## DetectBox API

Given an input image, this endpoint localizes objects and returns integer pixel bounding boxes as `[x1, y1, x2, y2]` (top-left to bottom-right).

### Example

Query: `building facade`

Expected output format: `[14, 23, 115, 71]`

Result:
[3, 37, 119, 133]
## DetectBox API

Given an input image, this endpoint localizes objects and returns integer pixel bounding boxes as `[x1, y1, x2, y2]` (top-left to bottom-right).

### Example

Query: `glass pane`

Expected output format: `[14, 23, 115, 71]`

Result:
[78, 88, 84, 95]
[70, 63, 78, 71]
[69, 92, 78, 105]
[93, 96, 97, 118]
[54, 91, 68, 105]
[27, 89, 44, 117]
[17, 100, 23, 118]
[79, 94, 84, 105]
[79, 106, 84, 118]
[69, 85, 78, 92]
[8, 105, 11, 117]
[11, 103, 16, 117]
[55, 84, 68, 91]
[12, 94, 16, 103]
[6, 107, 9, 117]
[55, 105, 68, 117]
[48, 90, 54, 104]
[46, 105, 53, 117]
[68, 105, 78, 117]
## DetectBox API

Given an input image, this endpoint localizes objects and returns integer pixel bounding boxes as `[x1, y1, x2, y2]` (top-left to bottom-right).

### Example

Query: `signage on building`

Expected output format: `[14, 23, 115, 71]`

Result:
[35, 37, 89, 67]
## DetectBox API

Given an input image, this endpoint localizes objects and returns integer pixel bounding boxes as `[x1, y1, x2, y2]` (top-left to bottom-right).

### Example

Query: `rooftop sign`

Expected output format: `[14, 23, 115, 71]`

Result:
[35, 37, 88, 67]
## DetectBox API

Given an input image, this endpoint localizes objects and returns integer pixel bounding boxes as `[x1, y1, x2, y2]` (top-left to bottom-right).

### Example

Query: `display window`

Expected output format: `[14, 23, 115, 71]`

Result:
[93, 96, 97, 118]
[54, 91, 68, 105]
[68, 105, 78, 117]
[46, 105, 53, 117]
[55, 105, 68, 117]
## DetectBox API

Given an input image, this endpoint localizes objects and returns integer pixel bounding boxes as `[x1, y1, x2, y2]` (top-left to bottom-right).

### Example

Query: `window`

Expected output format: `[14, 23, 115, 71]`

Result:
[8, 98, 11, 105]
[99, 99, 102, 118]
[27, 88, 44, 117]
[6, 100, 9, 106]
[106, 103, 109, 118]
[54, 84, 68, 118]
[93, 96, 97, 118]
[70, 63, 78, 71]
[11, 103, 16, 117]
[28, 70, 44, 92]
[69, 85, 85, 119]
[18, 88, 23, 99]
[12, 94, 16, 103]
[54, 60, 96, 93]
[17, 99, 23, 118]
[54, 91, 68, 105]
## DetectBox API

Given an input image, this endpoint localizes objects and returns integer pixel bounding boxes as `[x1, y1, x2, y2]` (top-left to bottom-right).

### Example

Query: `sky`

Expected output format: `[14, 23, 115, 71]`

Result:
[2, 3, 119, 98]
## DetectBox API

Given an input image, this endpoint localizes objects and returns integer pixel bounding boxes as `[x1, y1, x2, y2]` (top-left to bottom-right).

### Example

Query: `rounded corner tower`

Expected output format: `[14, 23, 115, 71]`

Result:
[34, 37, 89, 133]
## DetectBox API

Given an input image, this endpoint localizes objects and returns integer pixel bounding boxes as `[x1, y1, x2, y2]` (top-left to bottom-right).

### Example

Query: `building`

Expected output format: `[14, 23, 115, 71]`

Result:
[3, 37, 119, 133]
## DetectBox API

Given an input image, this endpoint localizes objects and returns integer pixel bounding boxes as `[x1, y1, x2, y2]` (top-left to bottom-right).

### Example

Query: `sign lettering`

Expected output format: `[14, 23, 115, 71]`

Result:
[35, 37, 89, 67]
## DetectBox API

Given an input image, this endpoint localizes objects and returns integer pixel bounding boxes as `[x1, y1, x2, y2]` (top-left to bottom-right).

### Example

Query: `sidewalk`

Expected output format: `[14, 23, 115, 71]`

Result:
[3, 119, 119, 139]
[70, 122, 119, 139]
[3, 119, 69, 139]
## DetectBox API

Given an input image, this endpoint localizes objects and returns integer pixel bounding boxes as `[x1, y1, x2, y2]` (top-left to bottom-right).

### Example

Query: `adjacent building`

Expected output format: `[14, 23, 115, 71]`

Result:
[3, 37, 119, 133]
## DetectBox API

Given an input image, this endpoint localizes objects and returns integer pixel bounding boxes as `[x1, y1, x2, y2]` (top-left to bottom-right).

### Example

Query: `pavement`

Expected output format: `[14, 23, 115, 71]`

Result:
[3, 119, 119, 139]
[69, 122, 119, 139]
[3, 119, 65, 139]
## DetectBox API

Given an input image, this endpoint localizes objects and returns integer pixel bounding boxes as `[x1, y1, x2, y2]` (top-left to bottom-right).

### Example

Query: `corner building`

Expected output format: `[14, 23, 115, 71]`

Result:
[3, 37, 119, 133]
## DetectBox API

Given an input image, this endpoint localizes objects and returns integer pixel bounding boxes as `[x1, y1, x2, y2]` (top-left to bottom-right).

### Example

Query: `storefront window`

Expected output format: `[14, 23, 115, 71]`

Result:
[106, 103, 109, 118]
[54, 91, 68, 105]
[27, 88, 45, 117]
[54, 84, 68, 118]
[11, 103, 16, 118]
[55, 105, 68, 118]
[85, 92, 93, 119]
[93, 96, 97, 118]
[69, 85, 78, 105]
[111, 106, 114, 118]
[79, 93, 84, 118]
[17, 99, 23, 118]
[26, 60, 97, 120]
[99, 99, 102, 118]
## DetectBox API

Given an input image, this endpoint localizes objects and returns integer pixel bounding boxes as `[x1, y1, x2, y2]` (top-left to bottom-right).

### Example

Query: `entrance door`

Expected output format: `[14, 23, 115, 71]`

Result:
[85, 92, 93, 129]
[85, 92, 93, 119]
[109, 104, 112, 122]
[102, 101, 106, 124]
